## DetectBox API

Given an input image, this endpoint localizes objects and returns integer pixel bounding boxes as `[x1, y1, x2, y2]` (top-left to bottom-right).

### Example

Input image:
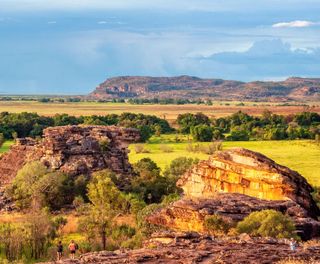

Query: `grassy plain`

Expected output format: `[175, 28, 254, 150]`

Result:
[129, 135, 320, 186]
[0, 101, 319, 121]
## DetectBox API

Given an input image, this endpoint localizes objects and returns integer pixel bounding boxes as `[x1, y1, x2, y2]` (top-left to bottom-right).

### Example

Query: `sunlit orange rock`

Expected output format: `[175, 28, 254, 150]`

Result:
[148, 148, 320, 240]
[177, 148, 319, 216]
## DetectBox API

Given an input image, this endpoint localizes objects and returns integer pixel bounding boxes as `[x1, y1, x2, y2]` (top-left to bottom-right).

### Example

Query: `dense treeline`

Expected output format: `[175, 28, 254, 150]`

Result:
[0, 112, 173, 142]
[0, 111, 319, 143]
[177, 111, 320, 141]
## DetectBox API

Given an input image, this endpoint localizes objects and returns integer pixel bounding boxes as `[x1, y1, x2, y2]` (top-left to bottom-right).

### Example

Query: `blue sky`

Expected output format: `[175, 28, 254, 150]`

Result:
[0, 0, 319, 94]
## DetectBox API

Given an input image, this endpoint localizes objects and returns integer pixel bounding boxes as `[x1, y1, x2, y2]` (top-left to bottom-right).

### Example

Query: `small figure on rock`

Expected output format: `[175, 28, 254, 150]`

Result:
[57, 241, 63, 261]
[68, 240, 79, 259]
[289, 238, 297, 251]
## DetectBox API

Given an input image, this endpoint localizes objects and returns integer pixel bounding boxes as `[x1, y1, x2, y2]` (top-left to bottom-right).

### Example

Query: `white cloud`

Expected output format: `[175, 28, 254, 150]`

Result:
[272, 20, 316, 28]
[47, 21, 57, 24]
[97, 21, 107, 24]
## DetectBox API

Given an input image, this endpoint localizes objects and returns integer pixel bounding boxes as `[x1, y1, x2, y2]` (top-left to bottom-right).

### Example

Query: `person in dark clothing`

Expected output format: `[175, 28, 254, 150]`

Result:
[57, 241, 63, 260]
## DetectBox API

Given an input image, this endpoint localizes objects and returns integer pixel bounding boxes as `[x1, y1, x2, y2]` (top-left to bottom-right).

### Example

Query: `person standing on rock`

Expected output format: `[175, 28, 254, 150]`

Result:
[68, 240, 78, 259]
[289, 238, 297, 251]
[57, 241, 63, 261]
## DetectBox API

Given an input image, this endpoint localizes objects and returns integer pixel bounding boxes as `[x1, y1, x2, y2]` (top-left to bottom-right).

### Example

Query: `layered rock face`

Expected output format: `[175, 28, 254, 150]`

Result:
[0, 125, 140, 185]
[148, 148, 320, 240]
[177, 148, 319, 217]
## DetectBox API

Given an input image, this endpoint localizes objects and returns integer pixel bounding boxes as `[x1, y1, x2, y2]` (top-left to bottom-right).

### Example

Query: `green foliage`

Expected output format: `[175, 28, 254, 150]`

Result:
[78, 170, 128, 250]
[204, 215, 232, 236]
[163, 157, 198, 179]
[0, 208, 63, 261]
[130, 158, 178, 203]
[190, 124, 213, 142]
[136, 203, 163, 235]
[99, 137, 111, 152]
[7, 161, 77, 210]
[227, 129, 250, 141]
[177, 112, 210, 134]
[312, 187, 320, 209]
[236, 210, 297, 239]
[0, 111, 172, 142]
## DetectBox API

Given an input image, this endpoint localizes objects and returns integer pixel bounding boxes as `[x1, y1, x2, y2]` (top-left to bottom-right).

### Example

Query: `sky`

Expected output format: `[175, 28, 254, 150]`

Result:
[0, 0, 319, 94]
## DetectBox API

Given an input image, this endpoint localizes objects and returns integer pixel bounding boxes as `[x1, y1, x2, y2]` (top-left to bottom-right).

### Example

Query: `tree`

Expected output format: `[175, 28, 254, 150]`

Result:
[191, 124, 213, 142]
[177, 113, 210, 134]
[236, 210, 297, 239]
[7, 161, 74, 210]
[227, 129, 249, 141]
[79, 170, 128, 250]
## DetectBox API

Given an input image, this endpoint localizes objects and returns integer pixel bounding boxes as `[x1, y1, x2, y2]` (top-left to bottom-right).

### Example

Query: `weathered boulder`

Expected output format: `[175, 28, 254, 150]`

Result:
[177, 148, 320, 218]
[148, 148, 320, 240]
[0, 125, 140, 186]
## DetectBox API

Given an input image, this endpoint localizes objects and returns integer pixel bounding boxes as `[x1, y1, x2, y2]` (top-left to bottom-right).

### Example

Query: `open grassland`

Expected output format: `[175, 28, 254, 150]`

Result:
[1, 137, 319, 185]
[0, 101, 319, 121]
[129, 136, 320, 186]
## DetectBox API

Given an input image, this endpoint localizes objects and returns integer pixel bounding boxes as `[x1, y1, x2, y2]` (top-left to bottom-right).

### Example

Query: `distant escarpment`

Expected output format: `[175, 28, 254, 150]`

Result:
[148, 148, 320, 240]
[0, 125, 140, 187]
[89, 76, 320, 101]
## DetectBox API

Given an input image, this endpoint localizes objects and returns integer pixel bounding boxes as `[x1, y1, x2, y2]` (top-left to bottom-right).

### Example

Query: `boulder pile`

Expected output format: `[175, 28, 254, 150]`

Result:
[0, 125, 140, 186]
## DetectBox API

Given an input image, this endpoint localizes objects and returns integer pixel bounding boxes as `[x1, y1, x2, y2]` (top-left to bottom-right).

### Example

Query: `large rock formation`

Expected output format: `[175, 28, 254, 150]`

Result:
[177, 148, 320, 217]
[89, 75, 320, 101]
[148, 148, 320, 240]
[0, 125, 140, 186]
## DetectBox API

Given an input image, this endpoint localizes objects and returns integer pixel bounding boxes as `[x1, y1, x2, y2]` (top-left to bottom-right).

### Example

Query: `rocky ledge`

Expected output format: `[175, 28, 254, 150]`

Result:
[47, 232, 320, 264]
[149, 148, 320, 240]
[0, 125, 140, 186]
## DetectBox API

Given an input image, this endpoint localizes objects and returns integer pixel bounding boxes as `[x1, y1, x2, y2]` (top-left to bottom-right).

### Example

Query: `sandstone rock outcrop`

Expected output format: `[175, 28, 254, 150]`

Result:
[45, 232, 320, 263]
[0, 125, 140, 186]
[148, 148, 320, 240]
[177, 148, 320, 218]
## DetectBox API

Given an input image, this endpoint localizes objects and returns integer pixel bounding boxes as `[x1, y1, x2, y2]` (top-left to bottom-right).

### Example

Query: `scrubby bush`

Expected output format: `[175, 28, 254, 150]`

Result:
[159, 144, 173, 153]
[134, 144, 150, 154]
[204, 214, 232, 236]
[136, 203, 163, 235]
[236, 210, 297, 239]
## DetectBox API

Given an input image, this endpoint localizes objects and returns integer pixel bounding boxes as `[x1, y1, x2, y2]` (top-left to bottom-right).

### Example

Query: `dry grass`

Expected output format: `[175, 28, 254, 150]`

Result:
[0, 101, 319, 121]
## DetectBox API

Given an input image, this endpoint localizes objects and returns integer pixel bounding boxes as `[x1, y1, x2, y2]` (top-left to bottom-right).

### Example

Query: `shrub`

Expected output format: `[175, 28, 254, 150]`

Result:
[99, 138, 111, 152]
[199, 141, 223, 155]
[134, 144, 150, 154]
[191, 124, 213, 142]
[159, 144, 173, 153]
[227, 130, 249, 141]
[204, 214, 232, 236]
[136, 203, 163, 235]
[236, 210, 297, 239]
